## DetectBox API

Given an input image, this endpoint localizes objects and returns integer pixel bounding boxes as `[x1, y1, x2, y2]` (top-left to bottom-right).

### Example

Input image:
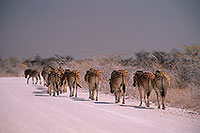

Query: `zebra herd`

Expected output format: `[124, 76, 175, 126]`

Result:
[24, 67, 170, 110]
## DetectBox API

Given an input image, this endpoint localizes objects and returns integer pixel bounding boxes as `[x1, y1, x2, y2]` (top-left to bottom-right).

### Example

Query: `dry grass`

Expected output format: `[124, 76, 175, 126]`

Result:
[58, 55, 200, 114]
[1, 46, 200, 113]
[150, 87, 200, 113]
[0, 73, 18, 77]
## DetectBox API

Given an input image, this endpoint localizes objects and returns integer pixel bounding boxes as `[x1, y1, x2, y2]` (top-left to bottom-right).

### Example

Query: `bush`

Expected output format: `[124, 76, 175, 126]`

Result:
[0, 44, 199, 112]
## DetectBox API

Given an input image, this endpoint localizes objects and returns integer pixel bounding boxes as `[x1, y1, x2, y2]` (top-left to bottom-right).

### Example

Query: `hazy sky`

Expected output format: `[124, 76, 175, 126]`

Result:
[1, 0, 200, 59]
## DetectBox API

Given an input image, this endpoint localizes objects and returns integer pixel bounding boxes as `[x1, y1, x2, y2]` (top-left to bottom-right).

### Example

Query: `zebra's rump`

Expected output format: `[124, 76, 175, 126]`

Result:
[84, 68, 102, 84]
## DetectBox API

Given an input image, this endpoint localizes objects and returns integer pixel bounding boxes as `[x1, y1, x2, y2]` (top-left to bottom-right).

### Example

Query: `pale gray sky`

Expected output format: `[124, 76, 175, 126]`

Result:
[1, 0, 200, 59]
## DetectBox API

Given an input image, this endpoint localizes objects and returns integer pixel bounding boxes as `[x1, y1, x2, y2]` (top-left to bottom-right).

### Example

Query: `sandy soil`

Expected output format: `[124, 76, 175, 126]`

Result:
[0, 77, 199, 133]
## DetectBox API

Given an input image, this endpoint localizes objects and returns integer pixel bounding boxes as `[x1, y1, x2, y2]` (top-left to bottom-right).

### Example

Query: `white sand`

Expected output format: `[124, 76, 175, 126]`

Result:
[0, 77, 199, 133]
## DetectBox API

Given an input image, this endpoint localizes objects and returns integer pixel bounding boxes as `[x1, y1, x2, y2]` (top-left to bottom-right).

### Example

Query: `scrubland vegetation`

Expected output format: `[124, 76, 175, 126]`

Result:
[0, 44, 199, 113]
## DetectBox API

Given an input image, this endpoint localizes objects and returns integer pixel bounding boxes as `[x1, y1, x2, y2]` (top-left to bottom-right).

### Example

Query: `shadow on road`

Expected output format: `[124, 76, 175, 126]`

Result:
[58, 95, 68, 98]
[35, 85, 47, 90]
[35, 94, 50, 97]
[71, 97, 90, 101]
[120, 104, 154, 110]
[94, 101, 114, 105]
[33, 86, 49, 97]
[33, 90, 47, 94]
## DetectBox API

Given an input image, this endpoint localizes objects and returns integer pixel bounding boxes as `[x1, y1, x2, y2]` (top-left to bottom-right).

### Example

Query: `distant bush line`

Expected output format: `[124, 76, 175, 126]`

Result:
[0, 44, 199, 112]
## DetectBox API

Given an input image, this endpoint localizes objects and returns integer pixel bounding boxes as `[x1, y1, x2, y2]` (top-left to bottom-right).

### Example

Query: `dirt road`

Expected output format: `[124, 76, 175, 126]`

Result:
[0, 77, 199, 133]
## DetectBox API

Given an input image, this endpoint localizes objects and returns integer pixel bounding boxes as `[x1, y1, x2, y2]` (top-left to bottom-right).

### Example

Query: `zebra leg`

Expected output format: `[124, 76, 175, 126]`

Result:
[43, 80, 46, 86]
[114, 92, 118, 103]
[75, 85, 78, 97]
[58, 84, 62, 94]
[146, 91, 151, 107]
[88, 86, 92, 99]
[92, 88, 95, 100]
[63, 84, 65, 93]
[27, 76, 31, 84]
[44, 76, 47, 86]
[162, 96, 166, 110]
[39, 77, 42, 85]
[53, 83, 56, 96]
[122, 92, 125, 104]
[35, 77, 38, 84]
[32, 77, 34, 84]
[96, 85, 99, 101]
[72, 85, 75, 96]
[55, 84, 59, 96]
[139, 87, 142, 106]
[118, 90, 121, 103]
[144, 90, 146, 105]
[155, 89, 160, 109]
[69, 86, 72, 97]
[48, 85, 51, 96]
[48, 83, 52, 96]
[59, 84, 62, 95]
[65, 82, 68, 93]
[88, 88, 91, 99]
[63, 81, 67, 93]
